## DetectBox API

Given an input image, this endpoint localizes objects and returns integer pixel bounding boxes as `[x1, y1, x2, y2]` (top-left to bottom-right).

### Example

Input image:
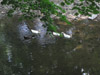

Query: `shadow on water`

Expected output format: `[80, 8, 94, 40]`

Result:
[0, 16, 100, 75]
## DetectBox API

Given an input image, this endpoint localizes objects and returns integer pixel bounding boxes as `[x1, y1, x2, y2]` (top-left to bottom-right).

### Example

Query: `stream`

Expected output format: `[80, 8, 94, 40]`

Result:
[0, 16, 100, 75]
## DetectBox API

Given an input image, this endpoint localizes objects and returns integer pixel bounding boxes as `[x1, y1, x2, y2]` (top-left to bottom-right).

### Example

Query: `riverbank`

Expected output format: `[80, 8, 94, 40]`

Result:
[0, 0, 100, 22]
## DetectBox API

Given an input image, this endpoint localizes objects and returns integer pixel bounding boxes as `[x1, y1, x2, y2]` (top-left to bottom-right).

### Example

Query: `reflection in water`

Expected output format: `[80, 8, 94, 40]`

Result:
[34, 18, 47, 39]
[18, 22, 33, 43]
[6, 44, 12, 62]
[33, 18, 56, 45]
[66, 26, 75, 36]
[0, 17, 100, 75]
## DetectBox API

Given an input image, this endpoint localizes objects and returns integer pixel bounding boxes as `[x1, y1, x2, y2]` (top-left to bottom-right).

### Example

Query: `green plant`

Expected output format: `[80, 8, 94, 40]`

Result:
[1, 0, 100, 32]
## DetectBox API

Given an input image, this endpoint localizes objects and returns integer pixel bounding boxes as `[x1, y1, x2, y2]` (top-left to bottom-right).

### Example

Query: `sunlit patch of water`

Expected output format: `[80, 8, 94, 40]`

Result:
[30, 52, 34, 61]
[28, 72, 31, 75]
[0, 22, 6, 43]
[0, 23, 5, 28]
[74, 66, 78, 69]
[81, 68, 84, 72]
[19, 63, 23, 68]
[82, 72, 90, 75]
[6, 44, 12, 62]
[0, 33, 5, 44]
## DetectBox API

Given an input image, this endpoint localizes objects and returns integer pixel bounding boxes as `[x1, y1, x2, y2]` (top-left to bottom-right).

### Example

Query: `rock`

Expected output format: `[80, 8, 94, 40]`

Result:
[94, 14, 100, 21]
[88, 14, 98, 20]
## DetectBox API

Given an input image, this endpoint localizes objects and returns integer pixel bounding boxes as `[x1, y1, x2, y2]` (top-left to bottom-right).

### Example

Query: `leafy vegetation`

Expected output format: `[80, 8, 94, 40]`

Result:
[1, 0, 100, 32]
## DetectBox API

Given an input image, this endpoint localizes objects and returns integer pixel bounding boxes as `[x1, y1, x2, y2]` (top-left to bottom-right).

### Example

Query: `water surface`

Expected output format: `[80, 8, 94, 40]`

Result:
[0, 17, 100, 75]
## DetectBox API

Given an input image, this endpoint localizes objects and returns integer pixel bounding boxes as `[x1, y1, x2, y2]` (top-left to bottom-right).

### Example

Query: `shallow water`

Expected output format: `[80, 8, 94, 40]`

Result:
[0, 16, 100, 75]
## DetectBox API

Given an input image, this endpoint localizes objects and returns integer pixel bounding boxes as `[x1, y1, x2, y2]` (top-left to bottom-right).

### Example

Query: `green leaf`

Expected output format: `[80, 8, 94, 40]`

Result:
[72, 7, 80, 10]
[80, 0, 84, 2]
[47, 24, 57, 32]
[75, 13, 79, 16]
[7, 9, 14, 17]
[60, 33, 64, 37]
[60, 15, 71, 25]
[60, 2, 65, 6]
[78, 10, 83, 14]
[71, 0, 74, 3]
[24, 0, 28, 2]
[1, 0, 7, 5]
[18, 0, 22, 1]
[64, 0, 71, 5]
[93, 10, 99, 14]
